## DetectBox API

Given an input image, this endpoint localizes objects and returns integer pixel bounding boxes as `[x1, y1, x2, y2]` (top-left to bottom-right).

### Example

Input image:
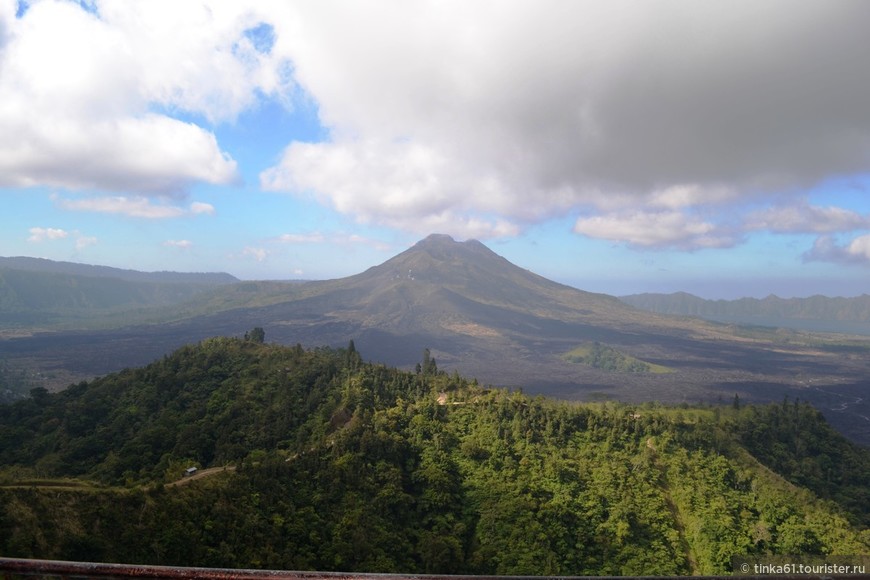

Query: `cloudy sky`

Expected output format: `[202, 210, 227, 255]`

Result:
[3, 0, 870, 298]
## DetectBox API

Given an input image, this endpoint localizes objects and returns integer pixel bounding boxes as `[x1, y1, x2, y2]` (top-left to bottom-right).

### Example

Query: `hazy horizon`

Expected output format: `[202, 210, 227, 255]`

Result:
[4, 240, 869, 302]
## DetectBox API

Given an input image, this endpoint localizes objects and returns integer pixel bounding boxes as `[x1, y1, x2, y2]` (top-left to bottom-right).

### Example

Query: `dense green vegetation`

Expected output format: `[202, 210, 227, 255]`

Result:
[733, 401, 870, 526]
[562, 342, 672, 373]
[1, 337, 869, 575]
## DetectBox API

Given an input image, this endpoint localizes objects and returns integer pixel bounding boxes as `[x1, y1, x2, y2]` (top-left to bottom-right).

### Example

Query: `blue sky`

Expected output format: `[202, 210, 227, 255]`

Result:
[2, 1, 870, 299]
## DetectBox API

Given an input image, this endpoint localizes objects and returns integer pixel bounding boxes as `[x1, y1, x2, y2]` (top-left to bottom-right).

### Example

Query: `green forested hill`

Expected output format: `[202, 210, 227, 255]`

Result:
[0, 266, 235, 328]
[1, 337, 869, 575]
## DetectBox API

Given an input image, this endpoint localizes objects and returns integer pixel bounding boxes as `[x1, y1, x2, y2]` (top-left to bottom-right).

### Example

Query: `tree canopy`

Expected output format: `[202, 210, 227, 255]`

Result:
[1, 337, 868, 575]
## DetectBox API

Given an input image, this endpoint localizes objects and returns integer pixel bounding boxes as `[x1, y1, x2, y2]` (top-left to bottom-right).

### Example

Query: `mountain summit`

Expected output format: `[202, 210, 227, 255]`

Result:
[285, 233, 636, 342]
[361, 234, 576, 301]
[240, 233, 721, 387]
[356, 233, 519, 288]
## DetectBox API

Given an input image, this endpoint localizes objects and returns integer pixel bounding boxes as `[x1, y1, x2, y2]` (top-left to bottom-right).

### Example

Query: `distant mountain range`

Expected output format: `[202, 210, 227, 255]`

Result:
[0, 256, 237, 328]
[0, 256, 238, 284]
[621, 292, 870, 336]
[3, 235, 870, 444]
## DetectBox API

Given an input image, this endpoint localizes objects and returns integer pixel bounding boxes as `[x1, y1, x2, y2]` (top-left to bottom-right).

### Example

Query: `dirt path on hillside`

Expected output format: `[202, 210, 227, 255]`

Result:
[646, 437, 700, 575]
[165, 466, 236, 488]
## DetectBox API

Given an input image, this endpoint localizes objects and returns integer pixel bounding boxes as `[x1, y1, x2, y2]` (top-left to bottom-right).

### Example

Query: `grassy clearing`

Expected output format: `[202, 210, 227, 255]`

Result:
[562, 342, 673, 374]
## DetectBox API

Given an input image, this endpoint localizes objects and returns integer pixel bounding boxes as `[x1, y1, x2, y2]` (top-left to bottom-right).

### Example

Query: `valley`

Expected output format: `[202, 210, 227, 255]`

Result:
[2, 234, 870, 445]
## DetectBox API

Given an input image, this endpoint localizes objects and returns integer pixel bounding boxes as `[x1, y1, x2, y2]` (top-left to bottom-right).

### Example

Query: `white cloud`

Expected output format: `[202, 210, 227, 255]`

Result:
[27, 226, 68, 242]
[190, 202, 216, 215]
[746, 201, 870, 234]
[573, 211, 737, 250]
[263, 140, 451, 218]
[27, 225, 96, 249]
[242, 246, 268, 262]
[57, 196, 184, 218]
[7, 1, 870, 248]
[647, 185, 739, 211]
[262, 139, 522, 239]
[164, 239, 193, 249]
[273, 231, 394, 252]
[55, 195, 217, 218]
[0, 0, 297, 194]
[275, 232, 326, 244]
[804, 234, 870, 265]
[848, 235, 870, 262]
[75, 235, 97, 250]
[259, 1, 870, 243]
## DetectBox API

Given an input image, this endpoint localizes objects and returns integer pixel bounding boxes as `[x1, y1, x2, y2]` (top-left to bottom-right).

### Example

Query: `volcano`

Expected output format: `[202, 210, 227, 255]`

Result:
[250, 234, 681, 366]
[6, 234, 870, 444]
[283, 233, 639, 334]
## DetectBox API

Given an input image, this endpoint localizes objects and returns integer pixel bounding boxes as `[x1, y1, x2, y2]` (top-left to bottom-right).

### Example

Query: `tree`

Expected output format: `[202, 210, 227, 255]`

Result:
[422, 348, 437, 376]
[346, 340, 362, 368]
[29, 386, 50, 404]
[245, 327, 265, 344]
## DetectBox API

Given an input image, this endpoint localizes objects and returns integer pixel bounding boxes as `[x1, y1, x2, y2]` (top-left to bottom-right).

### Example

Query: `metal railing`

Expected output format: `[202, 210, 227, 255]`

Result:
[0, 557, 850, 580]
[0, 559, 393, 580]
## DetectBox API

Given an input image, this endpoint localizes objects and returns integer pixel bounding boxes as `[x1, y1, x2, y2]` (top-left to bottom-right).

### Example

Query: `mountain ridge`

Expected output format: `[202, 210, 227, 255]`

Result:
[0, 256, 238, 284]
[0, 257, 239, 330]
[621, 291, 870, 335]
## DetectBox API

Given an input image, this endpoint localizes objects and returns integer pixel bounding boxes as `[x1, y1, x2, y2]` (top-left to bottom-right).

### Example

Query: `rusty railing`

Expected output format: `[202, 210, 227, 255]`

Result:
[0, 557, 857, 580]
